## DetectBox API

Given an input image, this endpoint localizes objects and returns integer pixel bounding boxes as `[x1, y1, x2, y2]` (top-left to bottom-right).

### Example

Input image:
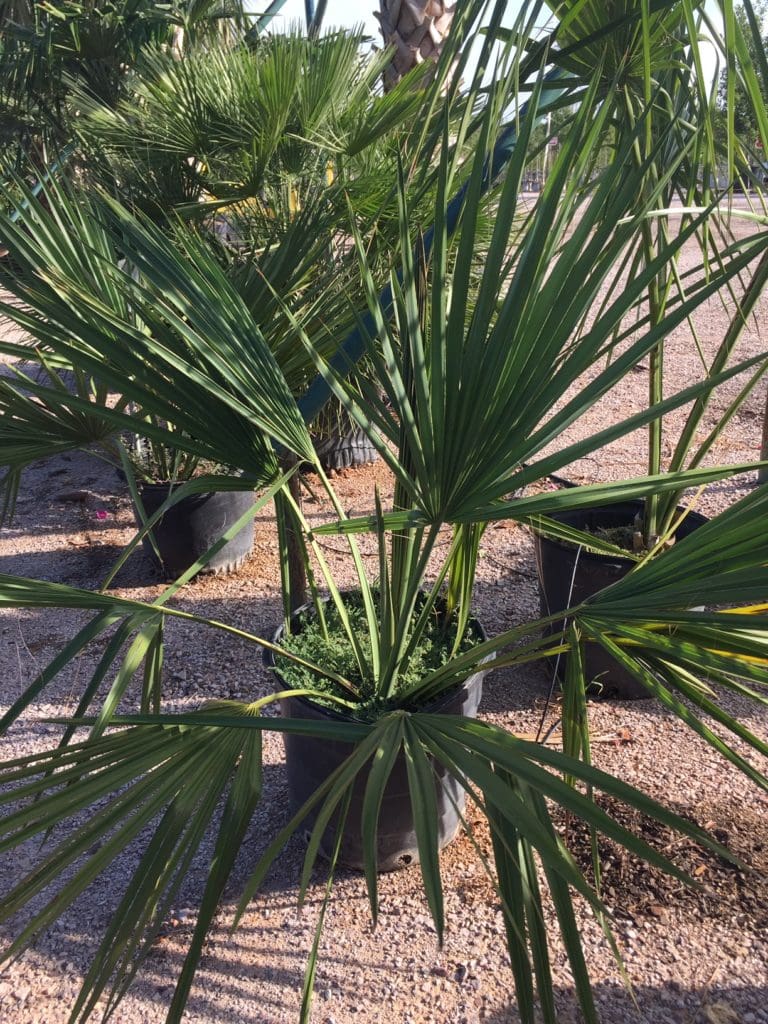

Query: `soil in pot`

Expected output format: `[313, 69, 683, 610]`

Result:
[136, 484, 255, 579]
[265, 595, 487, 871]
[534, 500, 707, 700]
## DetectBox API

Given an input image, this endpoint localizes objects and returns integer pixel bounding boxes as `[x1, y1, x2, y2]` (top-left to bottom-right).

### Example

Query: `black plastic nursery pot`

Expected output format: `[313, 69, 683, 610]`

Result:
[312, 427, 379, 473]
[534, 500, 708, 700]
[136, 484, 255, 579]
[265, 603, 487, 872]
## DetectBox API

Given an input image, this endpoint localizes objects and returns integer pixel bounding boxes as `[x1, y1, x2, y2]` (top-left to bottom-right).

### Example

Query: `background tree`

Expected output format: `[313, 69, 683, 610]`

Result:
[717, 0, 768, 154]
[375, 0, 455, 90]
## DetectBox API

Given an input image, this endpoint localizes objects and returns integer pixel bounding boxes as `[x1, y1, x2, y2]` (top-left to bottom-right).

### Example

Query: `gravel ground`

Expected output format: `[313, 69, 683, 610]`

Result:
[1, 203, 768, 1024]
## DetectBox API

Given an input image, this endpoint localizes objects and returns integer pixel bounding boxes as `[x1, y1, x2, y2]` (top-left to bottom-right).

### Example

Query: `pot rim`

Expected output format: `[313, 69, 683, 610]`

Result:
[532, 499, 709, 563]
[138, 479, 256, 494]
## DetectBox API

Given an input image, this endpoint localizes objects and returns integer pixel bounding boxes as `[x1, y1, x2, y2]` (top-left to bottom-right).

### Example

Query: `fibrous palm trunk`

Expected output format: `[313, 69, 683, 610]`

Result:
[375, 0, 455, 91]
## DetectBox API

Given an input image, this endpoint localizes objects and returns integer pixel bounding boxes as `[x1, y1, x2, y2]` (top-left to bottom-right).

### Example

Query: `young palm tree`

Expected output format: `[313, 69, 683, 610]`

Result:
[76, 27, 425, 227]
[544, 0, 760, 544]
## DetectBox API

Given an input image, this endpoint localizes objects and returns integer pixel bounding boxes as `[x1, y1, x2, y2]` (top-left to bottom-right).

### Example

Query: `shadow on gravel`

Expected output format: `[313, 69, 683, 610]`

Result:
[0, 543, 134, 586]
[1, 757, 354, 1020]
[4, 746, 768, 1023]
[0, 538, 273, 590]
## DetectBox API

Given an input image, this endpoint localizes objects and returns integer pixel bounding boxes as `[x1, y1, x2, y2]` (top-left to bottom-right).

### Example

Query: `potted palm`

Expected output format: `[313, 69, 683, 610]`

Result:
[0, 332, 258, 578]
[0, 23, 431, 576]
[530, 0, 768, 695]
[1, 4, 768, 1023]
[120, 429, 256, 578]
[71, 24, 448, 475]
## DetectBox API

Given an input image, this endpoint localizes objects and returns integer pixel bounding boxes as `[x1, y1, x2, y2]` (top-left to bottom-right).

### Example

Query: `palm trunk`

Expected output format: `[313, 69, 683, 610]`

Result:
[376, 0, 455, 91]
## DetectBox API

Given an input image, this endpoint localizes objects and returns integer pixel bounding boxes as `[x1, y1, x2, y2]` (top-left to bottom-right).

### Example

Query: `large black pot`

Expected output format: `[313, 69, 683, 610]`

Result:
[136, 484, 254, 579]
[534, 500, 707, 700]
[265, 604, 486, 871]
[312, 427, 379, 472]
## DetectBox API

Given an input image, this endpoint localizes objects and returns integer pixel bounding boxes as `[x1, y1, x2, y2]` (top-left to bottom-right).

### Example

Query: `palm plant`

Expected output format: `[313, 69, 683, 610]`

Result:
[0, 22, 437, 505]
[542, 0, 768, 547]
[72, 25, 451, 461]
[75, 27, 428, 223]
[1, 3, 768, 1024]
[0, 0, 262, 194]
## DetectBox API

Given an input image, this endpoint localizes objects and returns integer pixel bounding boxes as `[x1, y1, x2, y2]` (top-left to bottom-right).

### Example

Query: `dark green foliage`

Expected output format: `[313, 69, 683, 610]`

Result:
[274, 593, 480, 714]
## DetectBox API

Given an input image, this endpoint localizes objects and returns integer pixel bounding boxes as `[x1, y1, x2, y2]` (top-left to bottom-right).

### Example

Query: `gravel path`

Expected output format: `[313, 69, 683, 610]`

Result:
[1, 204, 767, 1024]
